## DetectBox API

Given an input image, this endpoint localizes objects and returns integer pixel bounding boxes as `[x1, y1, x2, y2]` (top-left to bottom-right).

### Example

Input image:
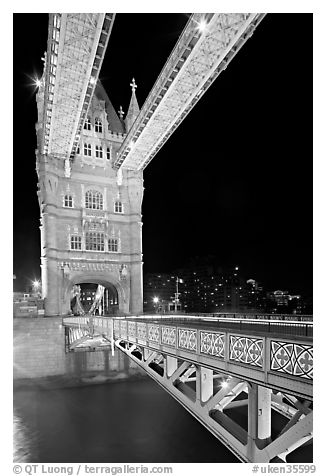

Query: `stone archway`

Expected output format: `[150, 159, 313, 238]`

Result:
[62, 271, 130, 316]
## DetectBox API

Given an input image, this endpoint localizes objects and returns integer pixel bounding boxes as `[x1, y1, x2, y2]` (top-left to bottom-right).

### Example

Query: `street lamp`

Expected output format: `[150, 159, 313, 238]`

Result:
[174, 277, 183, 312]
[32, 280, 41, 297]
[153, 296, 159, 313]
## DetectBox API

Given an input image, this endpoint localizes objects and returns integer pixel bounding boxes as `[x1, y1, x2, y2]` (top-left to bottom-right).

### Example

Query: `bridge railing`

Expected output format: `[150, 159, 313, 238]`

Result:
[98, 312, 313, 322]
[63, 312, 313, 338]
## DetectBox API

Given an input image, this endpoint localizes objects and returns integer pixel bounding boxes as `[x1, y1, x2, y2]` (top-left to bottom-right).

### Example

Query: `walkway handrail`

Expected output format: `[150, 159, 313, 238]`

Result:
[94, 312, 313, 322]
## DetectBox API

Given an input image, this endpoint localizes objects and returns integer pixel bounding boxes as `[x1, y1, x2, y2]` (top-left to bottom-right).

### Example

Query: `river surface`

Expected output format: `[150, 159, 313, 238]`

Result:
[13, 359, 238, 463]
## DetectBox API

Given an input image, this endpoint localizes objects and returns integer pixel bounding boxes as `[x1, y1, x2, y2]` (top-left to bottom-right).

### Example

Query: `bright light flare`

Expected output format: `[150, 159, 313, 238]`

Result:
[221, 380, 229, 389]
[89, 76, 96, 85]
[197, 18, 208, 33]
[153, 297, 159, 304]
[33, 280, 40, 289]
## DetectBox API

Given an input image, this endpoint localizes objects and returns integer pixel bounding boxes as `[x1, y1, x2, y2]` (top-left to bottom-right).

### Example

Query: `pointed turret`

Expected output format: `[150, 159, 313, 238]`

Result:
[125, 78, 140, 132]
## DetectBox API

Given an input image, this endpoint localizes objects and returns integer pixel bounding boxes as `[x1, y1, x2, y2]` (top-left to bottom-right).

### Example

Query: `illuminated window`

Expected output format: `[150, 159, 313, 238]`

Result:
[64, 194, 73, 208]
[85, 190, 103, 210]
[70, 235, 81, 250]
[85, 232, 104, 251]
[114, 201, 123, 213]
[108, 238, 118, 252]
[95, 145, 103, 158]
[84, 117, 91, 131]
[95, 118, 102, 133]
[84, 143, 92, 156]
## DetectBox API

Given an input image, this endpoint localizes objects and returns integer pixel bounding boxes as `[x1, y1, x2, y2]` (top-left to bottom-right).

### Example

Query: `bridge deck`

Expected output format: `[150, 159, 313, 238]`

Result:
[63, 314, 313, 400]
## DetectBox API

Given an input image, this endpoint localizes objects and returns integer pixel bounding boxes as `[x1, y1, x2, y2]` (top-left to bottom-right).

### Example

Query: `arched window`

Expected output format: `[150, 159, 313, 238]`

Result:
[114, 201, 123, 213]
[84, 116, 91, 131]
[85, 190, 103, 210]
[95, 145, 103, 158]
[94, 118, 102, 133]
[64, 194, 73, 208]
[84, 143, 92, 156]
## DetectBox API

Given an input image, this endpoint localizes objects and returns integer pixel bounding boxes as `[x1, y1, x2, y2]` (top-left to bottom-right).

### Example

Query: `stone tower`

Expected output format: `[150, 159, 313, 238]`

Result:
[35, 79, 143, 317]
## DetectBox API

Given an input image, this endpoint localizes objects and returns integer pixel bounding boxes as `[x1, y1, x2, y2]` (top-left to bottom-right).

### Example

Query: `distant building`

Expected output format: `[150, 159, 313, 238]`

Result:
[144, 264, 259, 314]
[245, 279, 266, 313]
[13, 292, 44, 317]
[144, 261, 309, 315]
[143, 273, 182, 312]
[266, 290, 303, 314]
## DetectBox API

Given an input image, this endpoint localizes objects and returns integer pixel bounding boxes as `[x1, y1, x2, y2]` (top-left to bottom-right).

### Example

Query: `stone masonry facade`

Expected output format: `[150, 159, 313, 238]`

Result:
[35, 82, 143, 316]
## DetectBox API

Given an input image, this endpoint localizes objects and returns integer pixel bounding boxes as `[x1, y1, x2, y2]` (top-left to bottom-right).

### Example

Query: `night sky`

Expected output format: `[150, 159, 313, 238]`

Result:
[13, 13, 312, 297]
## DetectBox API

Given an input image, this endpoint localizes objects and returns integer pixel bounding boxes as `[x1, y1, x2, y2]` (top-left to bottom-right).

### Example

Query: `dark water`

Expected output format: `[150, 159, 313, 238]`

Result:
[13, 367, 238, 463]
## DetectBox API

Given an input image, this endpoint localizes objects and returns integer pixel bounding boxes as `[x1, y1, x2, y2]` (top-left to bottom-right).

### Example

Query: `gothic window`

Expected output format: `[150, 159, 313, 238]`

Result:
[76, 144, 80, 155]
[106, 147, 111, 160]
[114, 201, 123, 213]
[85, 190, 103, 210]
[83, 143, 92, 156]
[108, 238, 119, 252]
[70, 235, 82, 250]
[95, 118, 103, 133]
[95, 145, 103, 159]
[64, 194, 73, 208]
[85, 232, 104, 251]
[84, 116, 91, 131]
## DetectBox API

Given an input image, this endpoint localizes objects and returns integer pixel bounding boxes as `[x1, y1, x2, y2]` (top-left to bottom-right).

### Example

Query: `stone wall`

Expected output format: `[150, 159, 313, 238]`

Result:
[13, 318, 66, 379]
[13, 318, 144, 382]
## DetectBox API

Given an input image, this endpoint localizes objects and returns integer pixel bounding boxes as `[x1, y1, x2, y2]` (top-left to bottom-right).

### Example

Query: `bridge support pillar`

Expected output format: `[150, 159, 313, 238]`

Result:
[196, 366, 213, 403]
[248, 383, 272, 459]
[165, 356, 178, 377]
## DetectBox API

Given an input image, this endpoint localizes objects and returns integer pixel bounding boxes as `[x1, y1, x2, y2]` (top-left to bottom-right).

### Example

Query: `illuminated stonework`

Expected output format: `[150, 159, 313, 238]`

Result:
[271, 341, 313, 380]
[200, 331, 225, 358]
[178, 328, 197, 352]
[161, 326, 176, 347]
[229, 335, 263, 368]
[36, 78, 144, 317]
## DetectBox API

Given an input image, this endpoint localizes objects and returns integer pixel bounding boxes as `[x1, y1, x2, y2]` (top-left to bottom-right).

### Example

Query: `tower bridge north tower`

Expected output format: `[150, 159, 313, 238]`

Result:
[35, 12, 266, 317]
[36, 79, 143, 317]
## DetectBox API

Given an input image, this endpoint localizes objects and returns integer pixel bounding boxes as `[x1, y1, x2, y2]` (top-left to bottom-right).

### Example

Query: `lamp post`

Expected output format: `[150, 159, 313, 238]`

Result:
[153, 296, 159, 313]
[32, 279, 41, 298]
[174, 277, 183, 312]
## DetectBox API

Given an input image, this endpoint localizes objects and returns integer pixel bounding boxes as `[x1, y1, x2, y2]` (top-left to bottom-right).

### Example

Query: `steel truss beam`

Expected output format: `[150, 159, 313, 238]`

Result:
[114, 13, 265, 171]
[114, 339, 312, 463]
[40, 13, 115, 176]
